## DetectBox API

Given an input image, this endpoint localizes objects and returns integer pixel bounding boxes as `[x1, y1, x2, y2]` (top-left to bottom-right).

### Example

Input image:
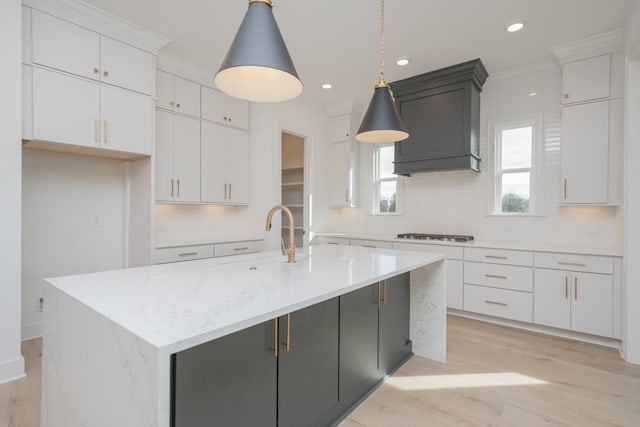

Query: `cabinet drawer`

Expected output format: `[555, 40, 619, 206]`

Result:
[215, 240, 263, 257]
[464, 247, 533, 266]
[463, 284, 533, 323]
[534, 252, 614, 275]
[155, 244, 214, 264]
[349, 239, 392, 249]
[392, 242, 463, 260]
[464, 262, 533, 292]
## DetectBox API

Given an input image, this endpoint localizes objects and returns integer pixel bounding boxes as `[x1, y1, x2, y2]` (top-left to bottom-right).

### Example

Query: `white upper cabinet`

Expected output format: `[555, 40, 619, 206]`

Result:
[201, 86, 249, 130]
[31, 9, 152, 95]
[561, 100, 609, 204]
[156, 70, 201, 118]
[329, 113, 355, 142]
[329, 141, 359, 207]
[561, 55, 610, 105]
[100, 84, 153, 155]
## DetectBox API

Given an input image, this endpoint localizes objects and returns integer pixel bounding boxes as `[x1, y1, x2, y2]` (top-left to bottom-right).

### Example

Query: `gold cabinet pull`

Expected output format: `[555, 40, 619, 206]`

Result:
[565, 276, 568, 299]
[485, 274, 507, 279]
[103, 120, 108, 144]
[564, 178, 567, 200]
[177, 179, 180, 198]
[558, 261, 587, 268]
[485, 255, 507, 260]
[169, 101, 175, 107]
[233, 247, 249, 251]
[178, 252, 198, 257]
[345, 189, 349, 204]
[374, 282, 381, 306]
[382, 280, 387, 305]
[224, 183, 227, 199]
[285, 313, 291, 352]
[273, 318, 278, 358]
[176, 103, 181, 108]
[485, 300, 507, 306]
[94, 118, 99, 143]
[575, 277, 578, 300]
[103, 70, 109, 77]
[229, 183, 232, 199]
[171, 179, 174, 198]
[93, 67, 99, 74]
[362, 245, 376, 248]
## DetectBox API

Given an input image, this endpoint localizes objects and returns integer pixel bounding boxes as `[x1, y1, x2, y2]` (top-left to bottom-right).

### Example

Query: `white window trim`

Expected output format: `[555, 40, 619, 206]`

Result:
[489, 115, 544, 216]
[371, 143, 403, 215]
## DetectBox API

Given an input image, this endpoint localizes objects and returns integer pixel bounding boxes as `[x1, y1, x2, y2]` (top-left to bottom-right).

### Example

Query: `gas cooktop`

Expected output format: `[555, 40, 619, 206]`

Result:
[396, 233, 474, 243]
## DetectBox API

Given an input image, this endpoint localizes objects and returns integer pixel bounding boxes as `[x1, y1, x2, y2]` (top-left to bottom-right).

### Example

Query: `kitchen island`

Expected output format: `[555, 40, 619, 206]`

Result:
[41, 244, 446, 427]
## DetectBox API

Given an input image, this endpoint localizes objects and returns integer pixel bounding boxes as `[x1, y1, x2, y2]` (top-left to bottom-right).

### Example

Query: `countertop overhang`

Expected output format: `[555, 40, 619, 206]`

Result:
[45, 245, 444, 354]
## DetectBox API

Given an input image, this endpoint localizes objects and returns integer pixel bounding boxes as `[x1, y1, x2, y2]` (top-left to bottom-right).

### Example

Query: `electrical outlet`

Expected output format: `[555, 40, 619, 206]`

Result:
[36, 297, 44, 312]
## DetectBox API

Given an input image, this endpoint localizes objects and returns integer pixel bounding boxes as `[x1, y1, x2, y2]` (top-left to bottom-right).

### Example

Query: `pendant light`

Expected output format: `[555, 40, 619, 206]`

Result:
[214, 0, 303, 102]
[356, 0, 409, 143]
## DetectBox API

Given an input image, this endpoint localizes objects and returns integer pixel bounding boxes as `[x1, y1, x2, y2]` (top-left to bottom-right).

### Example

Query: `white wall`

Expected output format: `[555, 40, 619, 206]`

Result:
[321, 65, 622, 250]
[624, 2, 640, 364]
[21, 149, 128, 340]
[0, 0, 25, 384]
[155, 98, 329, 251]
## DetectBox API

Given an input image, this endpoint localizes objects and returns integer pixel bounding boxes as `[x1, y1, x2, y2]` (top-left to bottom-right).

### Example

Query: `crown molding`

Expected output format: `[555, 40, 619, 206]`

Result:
[551, 29, 624, 64]
[156, 53, 216, 88]
[23, 0, 169, 54]
[488, 60, 557, 81]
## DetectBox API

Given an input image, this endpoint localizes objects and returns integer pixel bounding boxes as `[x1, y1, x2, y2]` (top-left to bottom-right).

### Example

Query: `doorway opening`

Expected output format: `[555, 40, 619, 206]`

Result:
[281, 132, 305, 248]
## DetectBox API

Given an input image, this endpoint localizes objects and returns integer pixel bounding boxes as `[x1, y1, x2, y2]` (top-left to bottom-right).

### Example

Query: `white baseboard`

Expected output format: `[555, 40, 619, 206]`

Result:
[0, 356, 26, 385]
[448, 309, 622, 350]
[21, 321, 43, 341]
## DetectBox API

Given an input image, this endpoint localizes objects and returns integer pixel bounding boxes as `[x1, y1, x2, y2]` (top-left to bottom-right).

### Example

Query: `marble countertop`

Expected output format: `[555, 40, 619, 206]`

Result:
[155, 234, 264, 249]
[45, 245, 444, 354]
[316, 233, 623, 257]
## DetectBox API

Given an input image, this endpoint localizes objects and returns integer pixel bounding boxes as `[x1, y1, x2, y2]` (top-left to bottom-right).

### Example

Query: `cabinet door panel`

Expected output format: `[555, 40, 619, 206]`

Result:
[156, 70, 175, 111]
[379, 273, 411, 375]
[339, 284, 379, 408]
[100, 85, 152, 155]
[226, 96, 249, 130]
[571, 272, 613, 337]
[562, 55, 610, 104]
[201, 86, 227, 124]
[329, 142, 350, 206]
[174, 77, 200, 118]
[278, 298, 339, 427]
[33, 68, 100, 148]
[172, 320, 277, 427]
[226, 128, 250, 204]
[32, 10, 99, 80]
[330, 114, 352, 142]
[200, 122, 227, 203]
[173, 116, 201, 202]
[533, 269, 571, 330]
[100, 36, 153, 95]
[155, 110, 175, 201]
[561, 101, 609, 204]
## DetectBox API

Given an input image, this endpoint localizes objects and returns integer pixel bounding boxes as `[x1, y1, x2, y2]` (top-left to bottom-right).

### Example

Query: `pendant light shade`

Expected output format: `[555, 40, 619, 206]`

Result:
[214, 0, 303, 102]
[355, 0, 409, 143]
[356, 83, 409, 143]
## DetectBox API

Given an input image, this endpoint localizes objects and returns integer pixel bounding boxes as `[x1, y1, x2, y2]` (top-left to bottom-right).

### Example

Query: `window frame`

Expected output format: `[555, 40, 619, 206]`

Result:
[372, 143, 402, 215]
[492, 119, 540, 216]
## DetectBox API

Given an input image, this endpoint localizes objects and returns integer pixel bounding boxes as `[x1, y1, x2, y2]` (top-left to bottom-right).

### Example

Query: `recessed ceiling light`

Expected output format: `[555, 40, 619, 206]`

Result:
[506, 21, 525, 33]
[528, 91, 537, 96]
[322, 83, 333, 89]
[396, 57, 410, 66]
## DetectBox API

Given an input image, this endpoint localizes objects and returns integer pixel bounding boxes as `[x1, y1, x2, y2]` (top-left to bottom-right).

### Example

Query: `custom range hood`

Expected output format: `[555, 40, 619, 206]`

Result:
[391, 59, 489, 176]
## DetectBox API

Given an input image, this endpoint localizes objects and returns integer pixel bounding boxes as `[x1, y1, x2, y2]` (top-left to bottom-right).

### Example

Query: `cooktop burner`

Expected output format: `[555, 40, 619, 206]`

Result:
[396, 233, 474, 242]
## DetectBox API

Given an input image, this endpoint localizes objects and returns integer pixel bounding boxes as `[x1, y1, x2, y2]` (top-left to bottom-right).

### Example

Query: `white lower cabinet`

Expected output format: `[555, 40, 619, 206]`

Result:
[534, 268, 613, 337]
[463, 284, 533, 323]
[155, 110, 201, 202]
[155, 240, 263, 264]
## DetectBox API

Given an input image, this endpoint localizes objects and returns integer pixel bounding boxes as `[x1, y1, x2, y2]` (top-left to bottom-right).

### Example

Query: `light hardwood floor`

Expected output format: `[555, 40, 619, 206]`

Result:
[2, 316, 639, 426]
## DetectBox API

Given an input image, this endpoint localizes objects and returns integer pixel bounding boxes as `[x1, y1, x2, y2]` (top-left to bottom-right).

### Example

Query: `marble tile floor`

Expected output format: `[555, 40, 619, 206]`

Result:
[2, 316, 640, 427]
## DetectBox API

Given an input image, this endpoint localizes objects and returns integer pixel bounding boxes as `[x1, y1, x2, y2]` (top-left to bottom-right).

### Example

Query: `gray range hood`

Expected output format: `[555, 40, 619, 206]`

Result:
[391, 59, 489, 176]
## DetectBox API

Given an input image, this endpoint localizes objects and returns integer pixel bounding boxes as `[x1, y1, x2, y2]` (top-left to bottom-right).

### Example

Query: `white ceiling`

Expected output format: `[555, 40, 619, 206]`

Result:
[83, 0, 633, 108]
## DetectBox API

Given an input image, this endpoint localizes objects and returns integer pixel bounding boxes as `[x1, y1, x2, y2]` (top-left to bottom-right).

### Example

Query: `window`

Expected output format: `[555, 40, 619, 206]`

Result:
[373, 144, 399, 214]
[495, 124, 534, 214]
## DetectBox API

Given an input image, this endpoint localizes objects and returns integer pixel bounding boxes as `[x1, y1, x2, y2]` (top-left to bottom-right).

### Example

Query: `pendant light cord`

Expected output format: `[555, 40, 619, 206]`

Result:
[379, 0, 385, 85]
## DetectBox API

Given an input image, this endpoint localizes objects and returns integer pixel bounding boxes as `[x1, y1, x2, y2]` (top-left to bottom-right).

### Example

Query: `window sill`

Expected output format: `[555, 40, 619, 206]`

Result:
[369, 212, 404, 217]
[486, 213, 545, 218]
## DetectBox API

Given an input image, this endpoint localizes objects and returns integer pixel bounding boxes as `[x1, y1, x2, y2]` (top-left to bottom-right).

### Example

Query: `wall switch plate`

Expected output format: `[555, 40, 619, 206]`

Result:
[36, 297, 44, 312]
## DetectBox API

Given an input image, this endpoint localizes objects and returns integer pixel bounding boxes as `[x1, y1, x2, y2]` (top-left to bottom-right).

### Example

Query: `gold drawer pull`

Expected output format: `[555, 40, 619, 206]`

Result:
[575, 277, 578, 300]
[485, 255, 508, 260]
[273, 318, 278, 358]
[178, 252, 198, 257]
[558, 261, 587, 267]
[485, 274, 507, 279]
[485, 300, 507, 307]
[362, 245, 376, 248]
[285, 313, 291, 352]
[565, 276, 569, 299]
[233, 247, 249, 251]
[326, 242, 339, 245]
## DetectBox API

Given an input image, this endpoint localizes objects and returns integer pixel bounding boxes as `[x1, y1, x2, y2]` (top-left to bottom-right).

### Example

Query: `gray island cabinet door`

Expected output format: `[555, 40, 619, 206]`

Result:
[339, 283, 380, 409]
[278, 298, 339, 427]
[172, 320, 277, 427]
[379, 272, 411, 375]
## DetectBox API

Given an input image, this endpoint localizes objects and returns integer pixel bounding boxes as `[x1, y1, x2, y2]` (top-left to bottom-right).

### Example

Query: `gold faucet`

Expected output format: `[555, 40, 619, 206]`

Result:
[265, 205, 296, 263]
